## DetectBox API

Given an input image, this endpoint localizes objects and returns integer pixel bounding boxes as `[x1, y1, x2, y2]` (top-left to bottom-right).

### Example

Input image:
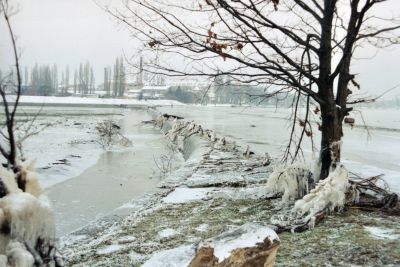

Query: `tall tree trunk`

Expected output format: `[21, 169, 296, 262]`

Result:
[319, 103, 342, 180]
[317, 0, 337, 179]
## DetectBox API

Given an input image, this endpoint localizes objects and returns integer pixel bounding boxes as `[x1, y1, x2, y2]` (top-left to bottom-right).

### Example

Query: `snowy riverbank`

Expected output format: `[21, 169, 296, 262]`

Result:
[60, 109, 400, 267]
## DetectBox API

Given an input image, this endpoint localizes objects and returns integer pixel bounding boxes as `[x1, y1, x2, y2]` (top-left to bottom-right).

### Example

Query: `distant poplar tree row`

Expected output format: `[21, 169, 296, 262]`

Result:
[17, 62, 95, 96]
[14, 56, 126, 97]
[103, 56, 126, 97]
[27, 64, 59, 96]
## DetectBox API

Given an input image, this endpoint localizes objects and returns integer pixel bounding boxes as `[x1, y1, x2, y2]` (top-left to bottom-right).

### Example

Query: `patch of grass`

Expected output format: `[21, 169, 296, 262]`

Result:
[64, 199, 400, 267]
[276, 210, 400, 266]
[65, 198, 276, 266]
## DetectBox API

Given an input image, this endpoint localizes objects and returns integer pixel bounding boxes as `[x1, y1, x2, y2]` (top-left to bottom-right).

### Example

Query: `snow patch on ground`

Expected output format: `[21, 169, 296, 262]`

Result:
[210, 223, 279, 262]
[163, 187, 211, 203]
[162, 186, 269, 204]
[195, 224, 209, 232]
[364, 226, 400, 240]
[158, 228, 179, 238]
[141, 245, 195, 267]
[118, 236, 136, 243]
[97, 244, 124, 255]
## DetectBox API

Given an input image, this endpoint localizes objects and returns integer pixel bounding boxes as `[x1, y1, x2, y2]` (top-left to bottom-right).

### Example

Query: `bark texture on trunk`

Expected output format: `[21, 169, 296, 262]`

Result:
[319, 105, 342, 180]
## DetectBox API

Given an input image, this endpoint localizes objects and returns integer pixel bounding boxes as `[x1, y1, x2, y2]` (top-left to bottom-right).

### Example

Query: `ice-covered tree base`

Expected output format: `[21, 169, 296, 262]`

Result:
[266, 165, 314, 204]
[267, 164, 399, 233]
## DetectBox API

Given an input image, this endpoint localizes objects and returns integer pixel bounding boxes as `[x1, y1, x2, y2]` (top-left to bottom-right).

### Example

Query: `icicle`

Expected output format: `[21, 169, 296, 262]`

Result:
[292, 164, 349, 223]
[266, 165, 313, 205]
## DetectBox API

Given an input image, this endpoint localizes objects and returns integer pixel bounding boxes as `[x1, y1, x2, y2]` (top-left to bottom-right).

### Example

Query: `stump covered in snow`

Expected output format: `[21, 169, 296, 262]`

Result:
[188, 223, 280, 267]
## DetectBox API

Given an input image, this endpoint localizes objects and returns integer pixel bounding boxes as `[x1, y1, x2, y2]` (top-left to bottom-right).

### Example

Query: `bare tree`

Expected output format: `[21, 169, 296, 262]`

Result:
[0, 2, 63, 265]
[109, 0, 400, 179]
[0, 0, 22, 172]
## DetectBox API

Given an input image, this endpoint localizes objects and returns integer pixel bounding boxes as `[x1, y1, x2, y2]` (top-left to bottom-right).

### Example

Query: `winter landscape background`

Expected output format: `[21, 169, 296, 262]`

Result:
[1, 0, 400, 266]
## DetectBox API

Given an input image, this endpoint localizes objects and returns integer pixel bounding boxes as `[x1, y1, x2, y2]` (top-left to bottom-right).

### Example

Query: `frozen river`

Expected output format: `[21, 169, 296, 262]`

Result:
[16, 104, 400, 236]
[18, 106, 178, 236]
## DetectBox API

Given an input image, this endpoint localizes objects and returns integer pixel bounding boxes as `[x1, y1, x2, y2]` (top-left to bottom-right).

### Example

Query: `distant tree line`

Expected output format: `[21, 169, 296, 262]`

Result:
[103, 56, 126, 98]
[212, 75, 293, 106]
[165, 86, 199, 103]
[16, 62, 95, 96]
[26, 64, 58, 96]
[73, 61, 96, 95]
[7, 56, 127, 97]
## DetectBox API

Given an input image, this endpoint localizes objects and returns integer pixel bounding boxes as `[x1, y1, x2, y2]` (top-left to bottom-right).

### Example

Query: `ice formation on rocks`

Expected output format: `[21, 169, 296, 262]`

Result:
[0, 163, 59, 266]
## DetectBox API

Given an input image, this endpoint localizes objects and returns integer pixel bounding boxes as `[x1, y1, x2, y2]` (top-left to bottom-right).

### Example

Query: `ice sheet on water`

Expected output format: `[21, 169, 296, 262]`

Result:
[344, 159, 400, 194]
[22, 117, 103, 189]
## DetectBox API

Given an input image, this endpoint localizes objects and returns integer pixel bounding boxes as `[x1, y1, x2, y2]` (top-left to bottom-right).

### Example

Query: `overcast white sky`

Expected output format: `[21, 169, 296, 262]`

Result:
[0, 0, 134, 83]
[0, 0, 399, 97]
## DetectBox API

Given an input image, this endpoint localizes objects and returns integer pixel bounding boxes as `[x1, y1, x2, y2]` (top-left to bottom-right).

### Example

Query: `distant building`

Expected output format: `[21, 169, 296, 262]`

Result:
[167, 79, 209, 88]
[141, 85, 170, 99]
[126, 88, 143, 99]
